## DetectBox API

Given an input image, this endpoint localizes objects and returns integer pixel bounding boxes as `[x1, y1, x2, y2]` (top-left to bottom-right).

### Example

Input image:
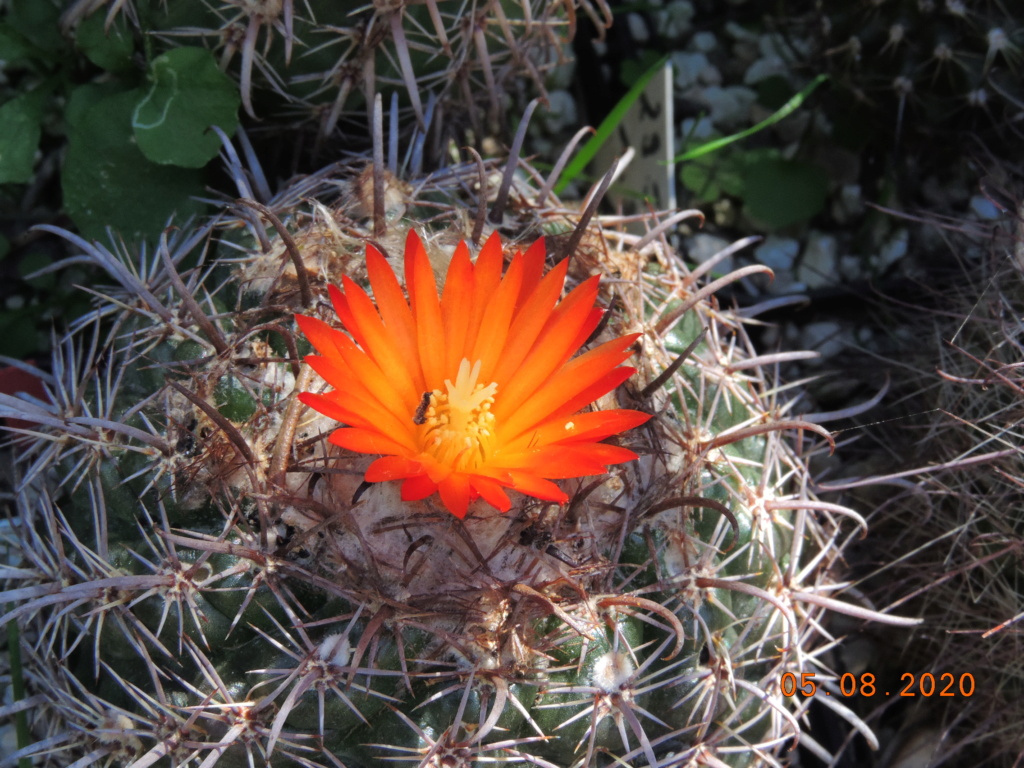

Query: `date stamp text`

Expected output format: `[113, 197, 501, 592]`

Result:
[780, 672, 975, 698]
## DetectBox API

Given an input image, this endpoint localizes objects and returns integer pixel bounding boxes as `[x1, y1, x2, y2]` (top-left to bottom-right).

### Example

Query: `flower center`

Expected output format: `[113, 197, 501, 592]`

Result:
[418, 359, 497, 471]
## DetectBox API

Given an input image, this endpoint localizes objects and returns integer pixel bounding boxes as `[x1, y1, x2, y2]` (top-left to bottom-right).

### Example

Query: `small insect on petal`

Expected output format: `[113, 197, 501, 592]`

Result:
[412, 392, 431, 425]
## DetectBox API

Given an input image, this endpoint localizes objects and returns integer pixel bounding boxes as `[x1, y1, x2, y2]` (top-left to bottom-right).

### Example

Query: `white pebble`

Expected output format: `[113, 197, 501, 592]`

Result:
[701, 85, 757, 128]
[656, 1, 695, 39]
[672, 52, 712, 90]
[687, 234, 735, 272]
[690, 31, 718, 52]
[801, 321, 845, 359]
[745, 54, 787, 84]
[755, 235, 800, 271]
[540, 90, 578, 134]
[797, 232, 839, 289]
[969, 195, 1001, 220]
[626, 13, 650, 43]
[832, 184, 864, 224]
[840, 255, 863, 280]
[875, 229, 909, 271]
[679, 115, 715, 141]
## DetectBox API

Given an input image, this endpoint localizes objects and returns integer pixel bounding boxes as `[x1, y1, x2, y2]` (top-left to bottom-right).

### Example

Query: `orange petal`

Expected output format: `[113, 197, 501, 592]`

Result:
[342, 273, 423, 399]
[543, 367, 639, 427]
[493, 276, 600, 417]
[495, 446, 609, 478]
[474, 231, 504, 295]
[581, 442, 640, 466]
[366, 455, 425, 481]
[329, 428, 411, 456]
[441, 240, 474, 374]
[504, 471, 569, 504]
[302, 354, 362, 400]
[301, 352, 349, 391]
[500, 334, 640, 440]
[303, 365, 416, 449]
[322, 330, 410, 416]
[328, 284, 362, 347]
[401, 474, 436, 501]
[298, 391, 349, 422]
[412, 452, 453, 484]
[438, 473, 472, 518]
[515, 237, 547, 311]
[491, 258, 569, 385]
[405, 230, 445, 386]
[302, 335, 414, 430]
[469, 474, 511, 512]
[464, 231, 504, 356]
[295, 314, 348, 359]
[507, 409, 651, 452]
[299, 391, 414, 443]
[469, 465, 516, 487]
[366, 242, 418, 368]
[566, 307, 605, 353]
[473, 253, 523, 382]
[496, 443, 639, 478]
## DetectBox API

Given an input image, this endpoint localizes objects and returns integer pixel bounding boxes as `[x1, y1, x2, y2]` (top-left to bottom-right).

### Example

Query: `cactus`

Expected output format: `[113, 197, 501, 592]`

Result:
[59, 0, 587, 144]
[0, 123, 920, 767]
[806, 0, 1023, 165]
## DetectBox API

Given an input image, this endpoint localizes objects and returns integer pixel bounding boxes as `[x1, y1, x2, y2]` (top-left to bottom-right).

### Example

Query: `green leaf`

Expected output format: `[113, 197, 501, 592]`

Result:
[680, 147, 777, 203]
[553, 54, 669, 196]
[6, 0, 64, 56]
[76, 9, 135, 72]
[132, 47, 240, 168]
[680, 153, 745, 203]
[0, 21, 42, 66]
[743, 157, 828, 230]
[63, 89, 206, 242]
[679, 154, 728, 203]
[65, 81, 133, 132]
[0, 310, 43, 359]
[673, 74, 828, 163]
[0, 91, 45, 184]
[18, 251, 56, 290]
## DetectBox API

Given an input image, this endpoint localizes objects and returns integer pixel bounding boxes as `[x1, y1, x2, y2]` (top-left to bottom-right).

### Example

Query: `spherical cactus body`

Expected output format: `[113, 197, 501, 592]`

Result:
[0, 141, 917, 766]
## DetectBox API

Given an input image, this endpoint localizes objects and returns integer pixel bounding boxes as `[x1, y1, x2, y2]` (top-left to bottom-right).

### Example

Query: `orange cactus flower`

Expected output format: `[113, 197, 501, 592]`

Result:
[296, 230, 650, 519]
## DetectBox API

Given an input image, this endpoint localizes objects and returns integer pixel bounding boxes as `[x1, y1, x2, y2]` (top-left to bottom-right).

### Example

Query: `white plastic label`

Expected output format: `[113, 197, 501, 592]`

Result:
[595, 60, 676, 213]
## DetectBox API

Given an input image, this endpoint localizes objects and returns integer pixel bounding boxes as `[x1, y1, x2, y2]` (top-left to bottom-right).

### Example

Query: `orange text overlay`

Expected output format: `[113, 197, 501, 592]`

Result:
[779, 671, 975, 698]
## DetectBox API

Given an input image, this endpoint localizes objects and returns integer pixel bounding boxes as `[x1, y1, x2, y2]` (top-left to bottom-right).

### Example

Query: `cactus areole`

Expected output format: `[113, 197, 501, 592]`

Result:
[297, 230, 651, 518]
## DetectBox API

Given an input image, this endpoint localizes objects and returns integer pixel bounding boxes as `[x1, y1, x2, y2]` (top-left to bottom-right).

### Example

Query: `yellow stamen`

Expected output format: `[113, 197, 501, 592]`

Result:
[419, 359, 498, 470]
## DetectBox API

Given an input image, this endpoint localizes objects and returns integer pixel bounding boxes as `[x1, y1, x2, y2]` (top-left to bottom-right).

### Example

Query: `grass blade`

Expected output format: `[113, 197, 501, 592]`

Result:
[5, 606, 31, 768]
[672, 74, 829, 162]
